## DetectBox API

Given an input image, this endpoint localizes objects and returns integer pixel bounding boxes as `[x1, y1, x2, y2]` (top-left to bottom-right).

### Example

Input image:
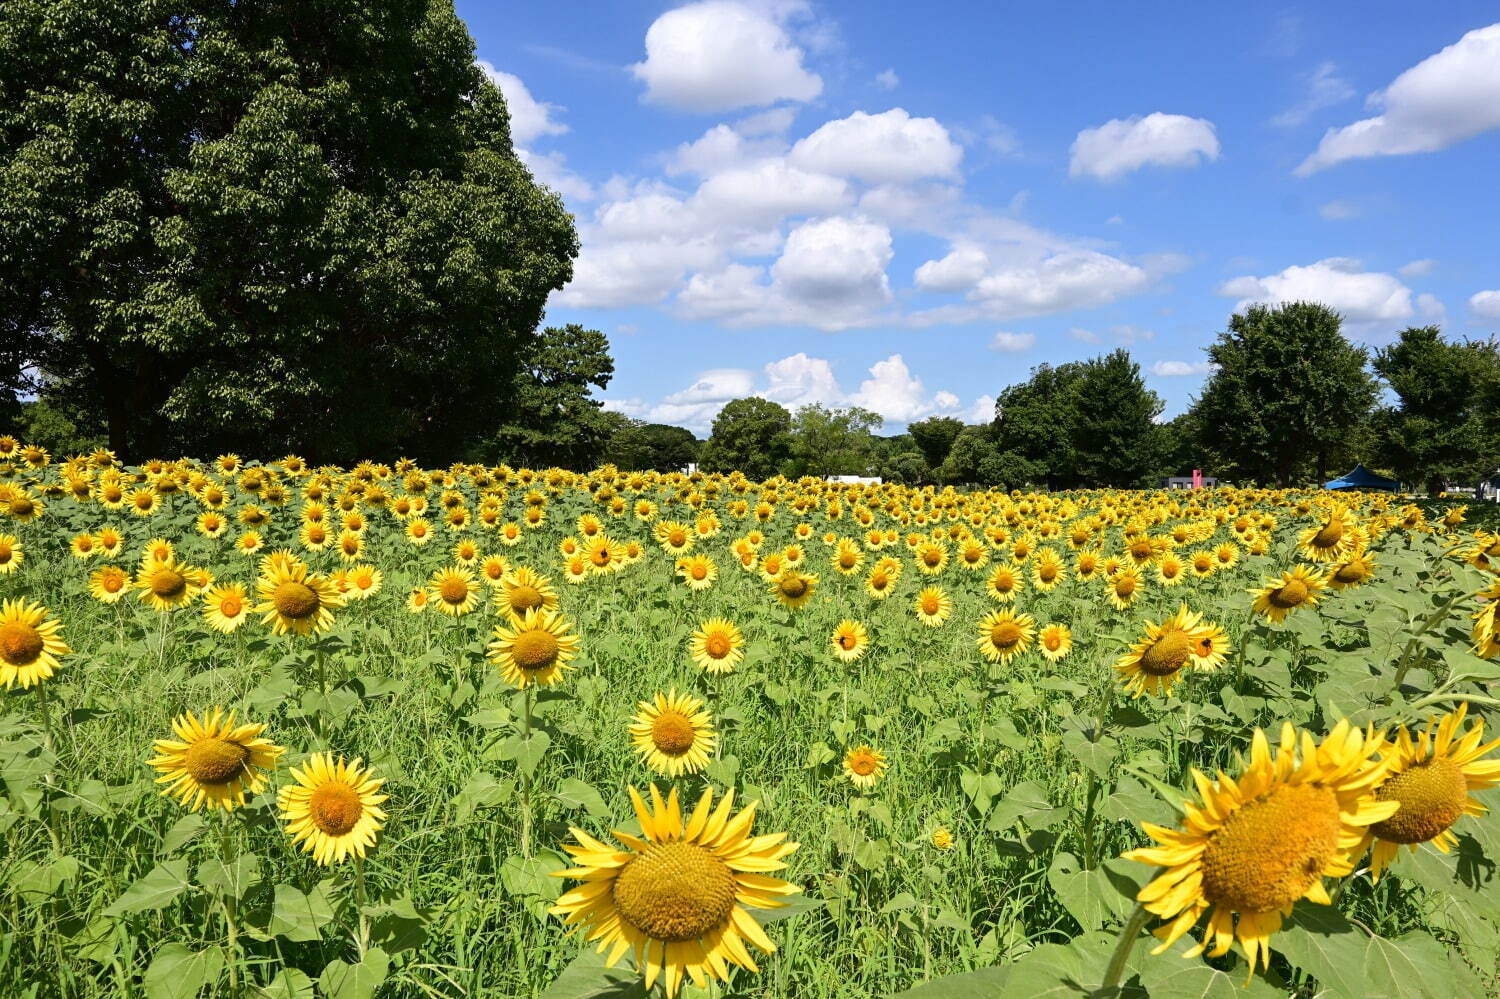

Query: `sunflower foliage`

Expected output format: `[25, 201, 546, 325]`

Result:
[0, 440, 1496, 998]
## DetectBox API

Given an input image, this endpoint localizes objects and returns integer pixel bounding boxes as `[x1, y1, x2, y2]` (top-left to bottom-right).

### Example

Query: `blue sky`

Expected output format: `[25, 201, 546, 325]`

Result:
[458, 1, 1500, 434]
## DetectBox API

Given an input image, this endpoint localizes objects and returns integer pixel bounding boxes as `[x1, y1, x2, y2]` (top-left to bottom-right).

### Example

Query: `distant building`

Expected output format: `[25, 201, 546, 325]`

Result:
[1163, 475, 1217, 489]
[829, 475, 882, 485]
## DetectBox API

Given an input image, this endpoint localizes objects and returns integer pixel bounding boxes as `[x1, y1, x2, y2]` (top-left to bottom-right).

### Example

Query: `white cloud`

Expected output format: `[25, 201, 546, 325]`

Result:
[1472, 290, 1500, 321]
[769, 215, 893, 309]
[971, 251, 1154, 316]
[966, 395, 997, 424]
[875, 69, 899, 90]
[913, 245, 991, 292]
[1271, 62, 1356, 128]
[1150, 360, 1213, 377]
[1069, 113, 1220, 181]
[517, 149, 595, 202]
[1399, 258, 1437, 278]
[664, 368, 758, 404]
[761, 352, 842, 407]
[692, 160, 853, 224]
[989, 331, 1036, 352]
[631, 1, 823, 112]
[667, 123, 784, 176]
[790, 109, 963, 184]
[1218, 258, 1414, 323]
[932, 390, 960, 410]
[1297, 24, 1500, 174]
[478, 63, 569, 144]
[850, 354, 930, 422]
[1318, 199, 1362, 221]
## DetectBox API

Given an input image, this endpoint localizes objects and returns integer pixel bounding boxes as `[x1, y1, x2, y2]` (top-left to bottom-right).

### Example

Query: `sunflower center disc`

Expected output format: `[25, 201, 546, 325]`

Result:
[1115, 577, 1137, 598]
[1334, 562, 1364, 584]
[613, 841, 737, 942]
[1271, 579, 1308, 609]
[0, 621, 44, 665]
[1200, 782, 1341, 912]
[273, 581, 320, 619]
[308, 781, 364, 836]
[849, 751, 879, 776]
[11, 498, 34, 516]
[1313, 522, 1344, 547]
[838, 633, 857, 650]
[220, 595, 243, 617]
[992, 622, 1022, 650]
[509, 585, 542, 612]
[150, 568, 187, 598]
[1371, 757, 1468, 844]
[511, 630, 560, 671]
[439, 578, 469, 604]
[780, 577, 808, 599]
[651, 712, 697, 756]
[1139, 631, 1194, 676]
[184, 738, 250, 785]
[704, 634, 731, 658]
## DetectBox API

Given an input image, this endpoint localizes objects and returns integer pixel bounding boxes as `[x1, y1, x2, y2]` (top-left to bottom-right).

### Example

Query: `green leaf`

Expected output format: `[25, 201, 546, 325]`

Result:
[268, 881, 336, 942]
[319, 948, 389, 999]
[1363, 931, 1451, 998]
[142, 943, 224, 999]
[197, 853, 261, 901]
[452, 771, 514, 821]
[255, 968, 315, 999]
[986, 780, 1062, 831]
[11, 855, 79, 901]
[959, 769, 1006, 817]
[1046, 854, 1141, 932]
[161, 814, 206, 854]
[540, 946, 648, 999]
[554, 778, 610, 818]
[104, 859, 191, 917]
[1062, 728, 1119, 778]
[756, 893, 823, 925]
[1273, 904, 1367, 998]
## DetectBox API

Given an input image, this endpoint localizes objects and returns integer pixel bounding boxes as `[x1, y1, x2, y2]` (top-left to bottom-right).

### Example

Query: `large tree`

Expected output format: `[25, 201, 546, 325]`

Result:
[0, 0, 577, 461]
[992, 361, 1087, 488]
[1189, 302, 1377, 485]
[908, 416, 966, 472]
[604, 418, 699, 472]
[784, 404, 883, 478]
[487, 325, 614, 470]
[1372, 326, 1500, 494]
[1071, 349, 1164, 488]
[698, 397, 791, 479]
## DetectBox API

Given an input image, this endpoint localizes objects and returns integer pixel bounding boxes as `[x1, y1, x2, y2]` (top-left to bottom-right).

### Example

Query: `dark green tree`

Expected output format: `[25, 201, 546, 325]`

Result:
[993, 362, 1087, 488]
[939, 425, 1006, 485]
[1372, 327, 1500, 494]
[784, 404, 883, 478]
[0, 0, 576, 461]
[1071, 349, 1164, 487]
[604, 418, 699, 471]
[699, 398, 791, 479]
[487, 325, 614, 469]
[908, 416, 966, 472]
[1189, 302, 1377, 485]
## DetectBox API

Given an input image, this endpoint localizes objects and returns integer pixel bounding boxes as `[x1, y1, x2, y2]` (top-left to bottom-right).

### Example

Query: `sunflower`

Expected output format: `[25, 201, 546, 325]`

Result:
[842, 745, 888, 790]
[0, 599, 69, 689]
[298, 520, 331, 550]
[977, 609, 1035, 663]
[914, 541, 948, 575]
[1326, 551, 1376, 590]
[1124, 720, 1395, 975]
[135, 556, 204, 612]
[676, 554, 717, 591]
[254, 559, 344, 636]
[428, 566, 480, 616]
[656, 521, 694, 555]
[931, 826, 955, 850]
[1038, 623, 1073, 662]
[1074, 550, 1102, 581]
[236, 530, 263, 557]
[478, 554, 510, 587]
[95, 527, 124, 558]
[1188, 549, 1216, 578]
[1298, 506, 1360, 562]
[148, 709, 284, 812]
[406, 588, 429, 613]
[69, 532, 98, 559]
[1031, 548, 1065, 591]
[551, 785, 799, 999]
[1107, 568, 1144, 611]
[913, 586, 952, 627]
[405, 518, 433, 546]
[831, 539, 865, 575]
[1191, 622, 1232, 672]
[689, 618, 744, 674]
[1213, 542, 1240, 569]
[1250, 565, 1327, 623]
[1360, 703, 1500, 879]
[770, 569, 818, 610]
[830, 619, 870, 663]
[564, 555, 591, 584]
[497, 566, 560, 622]
[586, 536, 628, 574]
[202, 583, 250, 634]
[865, 564, 898, 599]
[277, 753, 388, 866]
[1156, 552, 1187, 587]
[498, 522, 524, 546]
[88, 564, 131, 603]
[196, 511, 228, 538]
[489, 608, 581, 689]
[630, 691, 717, 777]
[345, 564, 383, 600]
[1114, 605, 1211, 698]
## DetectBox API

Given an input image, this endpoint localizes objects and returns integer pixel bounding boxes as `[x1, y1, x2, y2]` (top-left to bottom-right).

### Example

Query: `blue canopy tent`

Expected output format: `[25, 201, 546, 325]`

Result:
[1324, 463, 1400, 491]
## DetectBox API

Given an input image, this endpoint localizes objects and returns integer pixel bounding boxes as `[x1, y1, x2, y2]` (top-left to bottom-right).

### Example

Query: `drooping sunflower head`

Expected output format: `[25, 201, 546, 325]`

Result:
[689, 618, 744, 674]
[629, 690, 716, 776]
[842, 745, 888, 790]
[1361, 702, 1500, 879]
[1114, 605, 1209, 698]
[148, 709, 284, 812]
[1124, 719, 1395, 974]
[1250, 564, 1327, 623]
[0, 598, 69, 689]
[551, 785, 799, 999]
[488, 608, 581, 689]
[277, 753, 388, 866]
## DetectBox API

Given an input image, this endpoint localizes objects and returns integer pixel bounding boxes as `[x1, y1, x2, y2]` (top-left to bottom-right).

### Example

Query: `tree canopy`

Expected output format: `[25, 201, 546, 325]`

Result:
[699, 398, 792, 479]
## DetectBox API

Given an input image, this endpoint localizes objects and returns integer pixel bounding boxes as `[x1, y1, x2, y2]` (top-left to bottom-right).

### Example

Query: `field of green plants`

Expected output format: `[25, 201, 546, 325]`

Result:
[1, 452, 1497, 999]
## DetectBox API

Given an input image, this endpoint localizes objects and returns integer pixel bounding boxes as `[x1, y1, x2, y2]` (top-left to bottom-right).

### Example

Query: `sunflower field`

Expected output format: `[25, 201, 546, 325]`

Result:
[1, 440, 1498, 999]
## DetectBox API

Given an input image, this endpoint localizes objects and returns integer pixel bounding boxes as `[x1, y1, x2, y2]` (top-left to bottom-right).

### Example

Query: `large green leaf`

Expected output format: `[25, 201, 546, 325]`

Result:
[267, 882, 336, 942]
[142, 943, 224, 999]
[103, 859, 191, 917]
[319, 948, 389, 999]
[1272, 904, 1366, 998]
[540, 947, 648, 999]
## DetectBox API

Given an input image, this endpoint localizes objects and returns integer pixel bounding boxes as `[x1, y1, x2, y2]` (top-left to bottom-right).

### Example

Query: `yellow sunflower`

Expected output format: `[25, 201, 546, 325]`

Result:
[1250, 564, 1327, 623]
[676, 554, 717, 591]
[345, 564, 383, 600]
[1124, 720, 1395, 975]
[277, 753, 388, 866]
[0, 599, 69, 689]
[1326, 551, 1376, 590]
[1107, 568, 1145, 611]
[488, 608, 581, 688]
[842, 745, 888, 790]
[913, 586, 952, 627]
[202, 583, 250, 634]
[1360, 703, 1500, 879]
[629, 691, 717, 777]
[865, 565, 899, 599]
[135, 556, 205, 612]
[977, 609, 1035, 663]
[830, 619, 870, 662]
[88, 564, 131, 603]
[1298, 506, 1361, 562]
[551, 785, 799, 998]
[689, 618, 744, 674]
[1038, 623, 1073, 662]
[770, 569, 818, 610]
[428, 566, 480, 616]
[1114, 605, 1211, 698]
[148, 709, 284, 812]
[497, 566, 560, 622]
[254, 559, 344, 636]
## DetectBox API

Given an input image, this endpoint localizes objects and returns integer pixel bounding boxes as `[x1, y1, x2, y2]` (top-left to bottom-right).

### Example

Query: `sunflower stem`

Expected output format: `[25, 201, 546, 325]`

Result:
[1099, 903, 1149, 992]
[34, 678, 54, 752]
[353, 857, 370, 959]
[520, 685, 534, 858]
[219, 812, 243, 998]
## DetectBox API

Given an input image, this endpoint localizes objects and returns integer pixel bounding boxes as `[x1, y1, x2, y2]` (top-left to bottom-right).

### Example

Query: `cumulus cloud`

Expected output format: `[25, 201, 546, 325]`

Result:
[1150, 360, 1213, 377]
[913, 245, 991, 292]
[1218, 258, 1414, 323]
[989, 331, 1036, 352]
[966, 395, 998, 424]
[1271, 62, 1356, 128]
[631, 1, 823, 112]
[1069, 113, 1220, 181]
[478, 62, 568, 144]
[790, 109, 963, 184]
[1472, 290, 1500, 321]
[761, 352, 842, 407]
[972, 251, 1155, 315]
[849, 354, 932, 422]
[771, 215, 893, 307]
[1297, 24, 1500, 174]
